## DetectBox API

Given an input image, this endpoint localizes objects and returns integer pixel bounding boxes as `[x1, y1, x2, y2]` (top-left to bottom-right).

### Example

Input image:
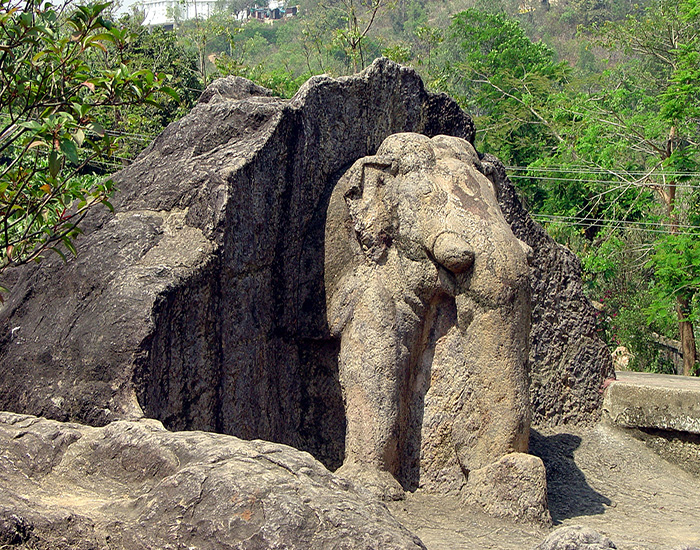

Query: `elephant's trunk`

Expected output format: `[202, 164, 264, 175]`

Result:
[431, 231, 475, 274]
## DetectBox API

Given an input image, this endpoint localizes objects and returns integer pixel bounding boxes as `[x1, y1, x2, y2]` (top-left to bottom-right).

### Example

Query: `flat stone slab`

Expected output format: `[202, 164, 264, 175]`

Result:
[603, 371, 700, 434]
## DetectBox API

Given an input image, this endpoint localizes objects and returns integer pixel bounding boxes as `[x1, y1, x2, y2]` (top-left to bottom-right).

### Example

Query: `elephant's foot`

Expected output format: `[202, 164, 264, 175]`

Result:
[335, 462, 405, 501]
[462, 453, 551, 527]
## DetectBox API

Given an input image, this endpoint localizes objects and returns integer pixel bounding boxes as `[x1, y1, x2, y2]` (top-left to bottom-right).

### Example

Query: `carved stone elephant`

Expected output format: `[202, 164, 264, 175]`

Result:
[324, 133, 533, 500]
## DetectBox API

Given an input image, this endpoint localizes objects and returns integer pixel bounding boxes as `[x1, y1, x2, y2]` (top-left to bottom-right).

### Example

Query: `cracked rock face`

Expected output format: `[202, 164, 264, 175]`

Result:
[0, 59, 611, 477]
[0, 412, 426, 549]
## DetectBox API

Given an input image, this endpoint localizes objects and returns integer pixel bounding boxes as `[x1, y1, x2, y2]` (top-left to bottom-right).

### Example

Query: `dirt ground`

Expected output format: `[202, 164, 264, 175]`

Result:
[387, 423, 700, 550]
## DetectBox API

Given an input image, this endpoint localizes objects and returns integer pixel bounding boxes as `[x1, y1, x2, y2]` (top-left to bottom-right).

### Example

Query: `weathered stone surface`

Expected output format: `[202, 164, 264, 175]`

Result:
[0, 59, 473, 470]
[480, 157, 615, 426]
[464, 452, 551, 526]
[326, 133, 532, 498]
[0, 58, 610, 485]
[633, 428, 700, 477]
[0, 412, 426, 549]
[534, 525, 616, 550]
[603, 371, 700, 434]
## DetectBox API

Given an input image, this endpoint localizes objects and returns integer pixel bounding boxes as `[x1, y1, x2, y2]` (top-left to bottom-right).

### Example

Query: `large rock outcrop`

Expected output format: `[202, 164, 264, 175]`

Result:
[0, 59, 610, 479]
[0, 59, 473, 471]
[0, 412, 425, 549]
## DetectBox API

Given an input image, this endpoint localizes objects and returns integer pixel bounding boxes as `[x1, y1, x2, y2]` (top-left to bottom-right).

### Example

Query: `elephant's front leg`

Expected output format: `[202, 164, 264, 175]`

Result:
[335, 282, 421, 500]
[452, 291, 532, 474]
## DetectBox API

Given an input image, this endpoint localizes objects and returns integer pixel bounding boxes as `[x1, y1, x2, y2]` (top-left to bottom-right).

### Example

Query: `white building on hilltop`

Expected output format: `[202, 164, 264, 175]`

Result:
[138, 0, 220, 27]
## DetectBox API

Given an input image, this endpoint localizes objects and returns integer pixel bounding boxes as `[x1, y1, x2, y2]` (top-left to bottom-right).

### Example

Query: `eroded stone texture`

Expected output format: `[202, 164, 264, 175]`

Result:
[480, 157, 615, 426]
[0, 412, 426, 549]
[0, 58, 610, 478]
[464, 452, 551, 526]
[534, 525, 617, 550]
[325, 133, 532, 498]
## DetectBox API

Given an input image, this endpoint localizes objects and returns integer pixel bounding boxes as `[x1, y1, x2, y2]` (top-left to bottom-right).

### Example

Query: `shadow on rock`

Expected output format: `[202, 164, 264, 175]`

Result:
[530, 430, 611, 523]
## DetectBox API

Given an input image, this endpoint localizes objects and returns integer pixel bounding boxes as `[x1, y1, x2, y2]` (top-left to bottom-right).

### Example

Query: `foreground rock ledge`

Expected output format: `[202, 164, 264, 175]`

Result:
[603, 371, 700, 434]
[0, 412, 425, 549]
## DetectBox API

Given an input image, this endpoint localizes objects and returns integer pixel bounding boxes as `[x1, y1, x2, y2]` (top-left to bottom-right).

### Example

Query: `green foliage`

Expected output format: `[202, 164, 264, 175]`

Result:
[531, 0, 700, 372]
[575, 227, 676, 373]
[0, 0, 174, 273]
[98, 18, 202, 160]
[413, 24, 442, 69]
[382, 42, 411, 63]
[329, 0, 392, 73]
[645, 231, 700, 327]
[436, 9, 570, 166]
[176, 11, 241, 85]
[214, 53, 309, 97]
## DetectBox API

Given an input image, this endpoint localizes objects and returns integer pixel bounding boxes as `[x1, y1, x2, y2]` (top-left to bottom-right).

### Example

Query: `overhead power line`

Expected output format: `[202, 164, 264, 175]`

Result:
[505, 165, 700, 178]
[506, 173, 700, 189]
[533, 214, 700, 235]
[533, 213, 700, 229]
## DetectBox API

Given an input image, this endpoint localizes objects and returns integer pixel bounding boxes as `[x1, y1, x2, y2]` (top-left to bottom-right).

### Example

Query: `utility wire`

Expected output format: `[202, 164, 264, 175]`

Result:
[533, 214, 700, 229]
[505, 165, 700, 177]
[507, 173, 700, 189]
[533, 214, 700, 236]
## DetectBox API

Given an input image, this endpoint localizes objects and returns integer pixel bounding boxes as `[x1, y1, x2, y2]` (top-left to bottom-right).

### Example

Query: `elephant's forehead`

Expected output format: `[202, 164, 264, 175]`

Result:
[398, 162, 493, 217]
[434, 172, 485, 212]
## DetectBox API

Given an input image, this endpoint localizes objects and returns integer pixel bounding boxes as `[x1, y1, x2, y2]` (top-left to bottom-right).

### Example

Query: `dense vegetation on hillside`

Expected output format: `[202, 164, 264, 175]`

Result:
[2, 0, 698, 374]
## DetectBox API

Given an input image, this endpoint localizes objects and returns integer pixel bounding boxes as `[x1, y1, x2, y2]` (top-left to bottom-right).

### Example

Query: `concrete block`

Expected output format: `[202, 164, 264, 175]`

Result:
[603, 372, 700, 434]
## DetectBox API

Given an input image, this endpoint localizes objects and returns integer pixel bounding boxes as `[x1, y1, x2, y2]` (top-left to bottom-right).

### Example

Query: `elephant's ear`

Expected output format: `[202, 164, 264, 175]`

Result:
[324, 155, 396, 307]
[343, 156, 397, 263]
[342, 156, 396, 203]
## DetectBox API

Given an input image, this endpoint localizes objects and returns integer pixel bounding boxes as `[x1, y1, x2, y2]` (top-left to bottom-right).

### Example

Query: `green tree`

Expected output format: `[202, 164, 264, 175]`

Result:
[96, 15, 202, 160]
[568, 0, 700, 374]
[177, 11, 237, 86]
[517, 0, 699, 374]
[414, 24, 442, 70]
[330, 0, 391, 73]
[437, 9, 570, 166]
[0, 0, 175, 276]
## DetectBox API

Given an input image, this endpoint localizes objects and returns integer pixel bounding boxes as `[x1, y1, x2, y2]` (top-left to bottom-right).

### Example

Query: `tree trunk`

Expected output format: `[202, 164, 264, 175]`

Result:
[662, 125, 696, 375]
[677, 296, 697, 376]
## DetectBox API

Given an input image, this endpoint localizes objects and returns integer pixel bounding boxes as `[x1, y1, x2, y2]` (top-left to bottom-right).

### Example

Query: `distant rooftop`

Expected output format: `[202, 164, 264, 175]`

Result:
[136, 0, 296, 27]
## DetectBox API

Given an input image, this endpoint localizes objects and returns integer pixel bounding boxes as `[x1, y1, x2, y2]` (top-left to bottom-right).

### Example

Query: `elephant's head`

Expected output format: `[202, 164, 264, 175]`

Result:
[325, 133, 531, 310]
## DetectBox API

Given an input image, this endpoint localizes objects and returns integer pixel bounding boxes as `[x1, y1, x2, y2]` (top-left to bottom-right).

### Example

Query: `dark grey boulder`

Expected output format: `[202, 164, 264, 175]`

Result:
[0, 58, 611, 475]
[0, 412, 425, 549]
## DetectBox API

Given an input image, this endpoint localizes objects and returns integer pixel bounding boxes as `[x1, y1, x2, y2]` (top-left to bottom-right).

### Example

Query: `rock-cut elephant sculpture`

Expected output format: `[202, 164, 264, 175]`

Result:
[324, 133, 535, 501]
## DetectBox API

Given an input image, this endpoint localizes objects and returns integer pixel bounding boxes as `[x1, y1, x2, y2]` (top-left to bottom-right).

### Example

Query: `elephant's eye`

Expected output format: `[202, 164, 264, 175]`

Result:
[345, 185, 361, 201]
[417, 180, 433, 196]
